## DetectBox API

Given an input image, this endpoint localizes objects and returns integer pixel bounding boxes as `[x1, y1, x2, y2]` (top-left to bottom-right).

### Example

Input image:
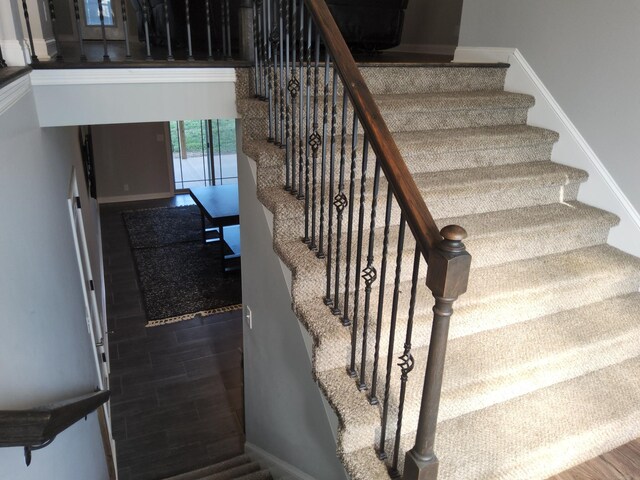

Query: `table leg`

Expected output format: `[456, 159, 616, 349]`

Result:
[200, 211, 206, 244]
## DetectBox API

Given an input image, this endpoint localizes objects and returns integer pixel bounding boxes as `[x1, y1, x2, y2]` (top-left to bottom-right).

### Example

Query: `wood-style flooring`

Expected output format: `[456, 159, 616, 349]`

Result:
[549, 438, 640, 479]
[101, 195, 244, 480]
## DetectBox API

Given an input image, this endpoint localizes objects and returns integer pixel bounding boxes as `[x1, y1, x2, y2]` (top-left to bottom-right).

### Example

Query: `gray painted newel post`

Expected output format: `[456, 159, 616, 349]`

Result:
[404, 225, 471, 480]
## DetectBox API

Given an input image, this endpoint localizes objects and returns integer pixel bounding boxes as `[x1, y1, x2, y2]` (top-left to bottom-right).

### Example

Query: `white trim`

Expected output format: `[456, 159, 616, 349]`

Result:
[244, 442, 317, 480]
[390, 43, 456, 56]
[0, 39, 29, 66]
[454, 46, 640, 256]
[97, 192, 174, 204]
[0, 74, 31, 116]
[33, 37, 57, 59]
[30, 68, 237, 86]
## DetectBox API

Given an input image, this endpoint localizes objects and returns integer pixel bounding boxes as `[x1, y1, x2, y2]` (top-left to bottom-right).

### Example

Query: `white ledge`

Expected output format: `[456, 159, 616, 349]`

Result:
[0, 75, 31, 116]
[30, 68, 236, 86]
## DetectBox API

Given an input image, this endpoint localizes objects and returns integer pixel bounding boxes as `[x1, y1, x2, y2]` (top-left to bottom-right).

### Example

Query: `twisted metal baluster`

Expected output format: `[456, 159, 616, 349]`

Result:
[341, 114, 359, 327]
[308, 31, 321, 251]
[185, 0, 194, 60]
[369, 184, 393, 405]
[332, 91, 349, 317]
[47, 0, 63, 61]
[261, 0, 268, 99]
[323, 69, 339, 305]
[278, 0, 285, 148]
[20, 0, 39, 63]
[296, 0, 304, 201]
[120, 0, 131, 59]
[302, 14, 312, 242]
[348, 135, 369, 379]
[97, 0, 110, 61]
[359, 158, 381, 391]
[288, 0, 299, 194]
[71, 0, 87, 61]
[317, 49, 330, 259]
[141, 0, 152, 60]
[270, 5, 280, 146]
[266, 0, 274, 142]
[378, 215, 406, 460]
[163, 0, 174, 61]
[206, 0, 214, 60]
[283, 0, 291, 189]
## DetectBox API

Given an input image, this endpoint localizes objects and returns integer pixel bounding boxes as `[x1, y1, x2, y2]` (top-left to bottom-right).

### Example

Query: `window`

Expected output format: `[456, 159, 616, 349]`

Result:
[84, 0, 115, 26]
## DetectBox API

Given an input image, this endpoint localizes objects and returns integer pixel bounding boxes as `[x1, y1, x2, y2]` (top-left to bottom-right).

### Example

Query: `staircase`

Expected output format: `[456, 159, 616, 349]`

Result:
[235, 57, 640, 480]
[164, 455, 272, 480]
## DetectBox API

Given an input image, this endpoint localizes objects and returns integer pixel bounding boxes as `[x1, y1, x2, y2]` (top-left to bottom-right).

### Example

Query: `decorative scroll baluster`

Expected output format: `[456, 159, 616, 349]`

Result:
[348, 135, 369, 380]
[288, 0, 299, 193]
[283, 0, 291, 190]
[141, 0, 152, 60]
[185, 0, 194, 60]
[378, 216, 406, 460]
[359, 158, 381, 391]
[278, 0, 285, 148]
[269, 0, 279, 144]
[332, 91, 349, 316]
[20, 0, 38, 63]
[265, 0, 273, 140]
[370, 184, 393, 405]
[302, 14, 313, 243]
[296, 0, 304, 201]
[308, 31, 321, 251]
[120, 0, 131, 59]
[163, 0, 174, 61]
[389, 247, 422, 478]
[403, 226, 471, 480]
[257, 0, 266, 98]
[206, 0, 214, 60]
[324, 68, 339, 304]
[317, 50, 330, 259]
[46, 0, 63, 61]
[225, 0, 232, 58]
[71, 0, 87, 62]
[97, 0, 110, 61]
[341, 114, 359, 326]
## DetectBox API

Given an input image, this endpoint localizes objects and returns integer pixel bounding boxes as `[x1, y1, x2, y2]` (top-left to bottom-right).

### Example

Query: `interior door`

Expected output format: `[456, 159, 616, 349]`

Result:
[76, 0, 126, 40]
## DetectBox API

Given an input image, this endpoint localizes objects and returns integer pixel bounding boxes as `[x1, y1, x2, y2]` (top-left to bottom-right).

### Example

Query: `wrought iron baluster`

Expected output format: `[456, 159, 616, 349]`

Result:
[221, 0, 228, 58]
[206, 0, 214, 60]
[278, 0, 285, 148]
[185, 0, 194, 60]
[269, 0, 280, 145]
[302, 14, 312, 243]
[97, 0, 110, 61]
[296, 0, 304, 201]
[72, 0, 87, 61]
[348, 135, 369, 380]
[47, 0, 63, 61]
[332, 91, 349, 316]
[257, 0, 265, 98]
[141, 0, 152, 59]
[369, 184, 393, 405]
[224, 0, 232, 58]
[308, 30, 321, 251]
[323, 68, 339, 305]
[288, 0, 299, 194]
[20, 0, 39, 63]
[341, 113, 359, 326]
[283, 0, 291, 190]
[266, 0, 274, 142]
[317, 50, 330, 259]
[359, 157, 381, 391]
[390, 246, 422, 478]
[120, 0, 131, 59]
[163, 0, 174, 61]
[378, 215, 406, 460]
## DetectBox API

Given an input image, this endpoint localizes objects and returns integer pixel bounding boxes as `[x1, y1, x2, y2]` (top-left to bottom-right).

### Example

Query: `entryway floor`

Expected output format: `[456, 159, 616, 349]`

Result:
[101, 195, 244, 480]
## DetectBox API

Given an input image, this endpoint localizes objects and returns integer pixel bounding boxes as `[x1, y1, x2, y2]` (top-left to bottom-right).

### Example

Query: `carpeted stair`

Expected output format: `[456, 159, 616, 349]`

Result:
[235, 62, 640, 479]
[163, 454, 272, 480]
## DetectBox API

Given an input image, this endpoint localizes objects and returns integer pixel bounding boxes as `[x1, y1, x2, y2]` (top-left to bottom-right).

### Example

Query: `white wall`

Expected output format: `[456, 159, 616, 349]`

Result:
[238, 132, 348, 480]
[0, 78, 109, 479]
[458, 0, 640, 214]
[92, 122, 173, 203]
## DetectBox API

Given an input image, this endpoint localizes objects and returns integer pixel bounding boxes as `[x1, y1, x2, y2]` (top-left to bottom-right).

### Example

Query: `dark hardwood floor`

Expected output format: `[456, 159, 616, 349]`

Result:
[549, 438, 640, 479]
[101, 195, 244, 480]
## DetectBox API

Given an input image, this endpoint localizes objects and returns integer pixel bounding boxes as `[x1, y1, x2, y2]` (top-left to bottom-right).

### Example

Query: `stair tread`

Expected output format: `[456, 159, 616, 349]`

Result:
[235, 470, 272, 480]
[344, 353, 640, 480]
[162, 455, 251, 480]
[373, 90, 534, 111]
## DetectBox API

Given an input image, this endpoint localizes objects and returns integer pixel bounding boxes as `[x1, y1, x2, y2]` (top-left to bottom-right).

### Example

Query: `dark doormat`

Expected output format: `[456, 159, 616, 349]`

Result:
[123, 205, 242, 327]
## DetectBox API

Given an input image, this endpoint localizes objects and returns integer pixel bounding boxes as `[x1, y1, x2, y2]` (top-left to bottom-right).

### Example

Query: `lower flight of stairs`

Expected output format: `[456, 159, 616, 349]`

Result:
[163, 454, 272, 480]
[235, 62, 640, 480]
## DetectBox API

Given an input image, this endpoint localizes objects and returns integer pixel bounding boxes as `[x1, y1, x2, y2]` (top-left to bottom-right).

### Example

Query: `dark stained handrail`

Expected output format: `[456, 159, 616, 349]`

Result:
[303, 0, 442, 261]
[0, 390, 110, 465]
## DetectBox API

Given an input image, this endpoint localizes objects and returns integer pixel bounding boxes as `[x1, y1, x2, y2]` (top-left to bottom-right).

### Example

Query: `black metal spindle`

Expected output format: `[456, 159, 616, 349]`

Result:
[47, 0, 63, 61]
[141, 0, 152, 59]
[278, 0, 285, 148]
[163, 0, 174, 61]
[283, 0, 291, 190]
[20, 0, 39, 63]
[331, 90, 349, 316]
[288, 0, 299, 194]
[369, 184, 393, 405]
[269, 0, 279, 144]
[97, 0, 110, 61]
[348, 135, 369, 380]
[324, 69, 339, 304]
[257, 0, 265, 98]
[185, 0, 194, 60]
[71, 0, 87, 61]
[221, 0, 228, 57]
[341, 114, 359, 326]
[265, 0, 273, 141]
[296, 0, 304, 201]
[302, 14, 312, 242]
[120, 0, 131, 59]
[206, 0, 214, 60]
[317, 50, 330, 259]
[378, 215, 406, 460]
[224, 0, 232, 58]
[308, 31, 321, 251]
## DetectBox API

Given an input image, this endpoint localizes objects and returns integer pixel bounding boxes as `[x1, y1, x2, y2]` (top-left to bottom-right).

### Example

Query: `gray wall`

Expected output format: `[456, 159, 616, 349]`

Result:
[238, 132, 348, 480]
[92, 122, 173, 201]
[0, 86, 108, 479]
[458, 0, 640, 213]
[398, 0, 463, 53]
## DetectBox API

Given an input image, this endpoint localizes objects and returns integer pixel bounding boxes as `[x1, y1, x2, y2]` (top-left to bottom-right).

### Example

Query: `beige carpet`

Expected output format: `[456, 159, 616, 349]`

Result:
[235, 63, 640, 479]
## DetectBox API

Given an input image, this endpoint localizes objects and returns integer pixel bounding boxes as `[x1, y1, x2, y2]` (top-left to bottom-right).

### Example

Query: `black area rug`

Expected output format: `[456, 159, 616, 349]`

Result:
[123, 206, 242, 327]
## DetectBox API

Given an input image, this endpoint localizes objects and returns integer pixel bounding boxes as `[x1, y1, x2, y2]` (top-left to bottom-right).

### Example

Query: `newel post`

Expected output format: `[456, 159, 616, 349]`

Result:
[404, 225, 471, 480]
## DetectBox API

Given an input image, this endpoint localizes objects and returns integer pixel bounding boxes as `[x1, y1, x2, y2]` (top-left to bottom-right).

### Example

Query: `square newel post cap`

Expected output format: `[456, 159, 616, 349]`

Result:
[426, 225, 471, 299]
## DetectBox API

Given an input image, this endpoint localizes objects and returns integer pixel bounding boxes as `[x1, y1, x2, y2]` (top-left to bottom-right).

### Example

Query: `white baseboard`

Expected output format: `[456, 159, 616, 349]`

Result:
[244, 443, 317, 480]
[97, 192, 174, 204]
[454, 46, 640, 257]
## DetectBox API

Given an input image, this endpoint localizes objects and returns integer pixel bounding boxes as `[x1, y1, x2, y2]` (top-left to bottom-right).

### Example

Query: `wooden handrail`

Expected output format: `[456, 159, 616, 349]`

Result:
[0, 390, 110, 465]
[304, 0, 442, 259]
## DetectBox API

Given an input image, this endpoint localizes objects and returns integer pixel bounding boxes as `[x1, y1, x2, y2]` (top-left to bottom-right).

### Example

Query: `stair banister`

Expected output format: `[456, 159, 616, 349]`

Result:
[0, 390, 110, 466]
